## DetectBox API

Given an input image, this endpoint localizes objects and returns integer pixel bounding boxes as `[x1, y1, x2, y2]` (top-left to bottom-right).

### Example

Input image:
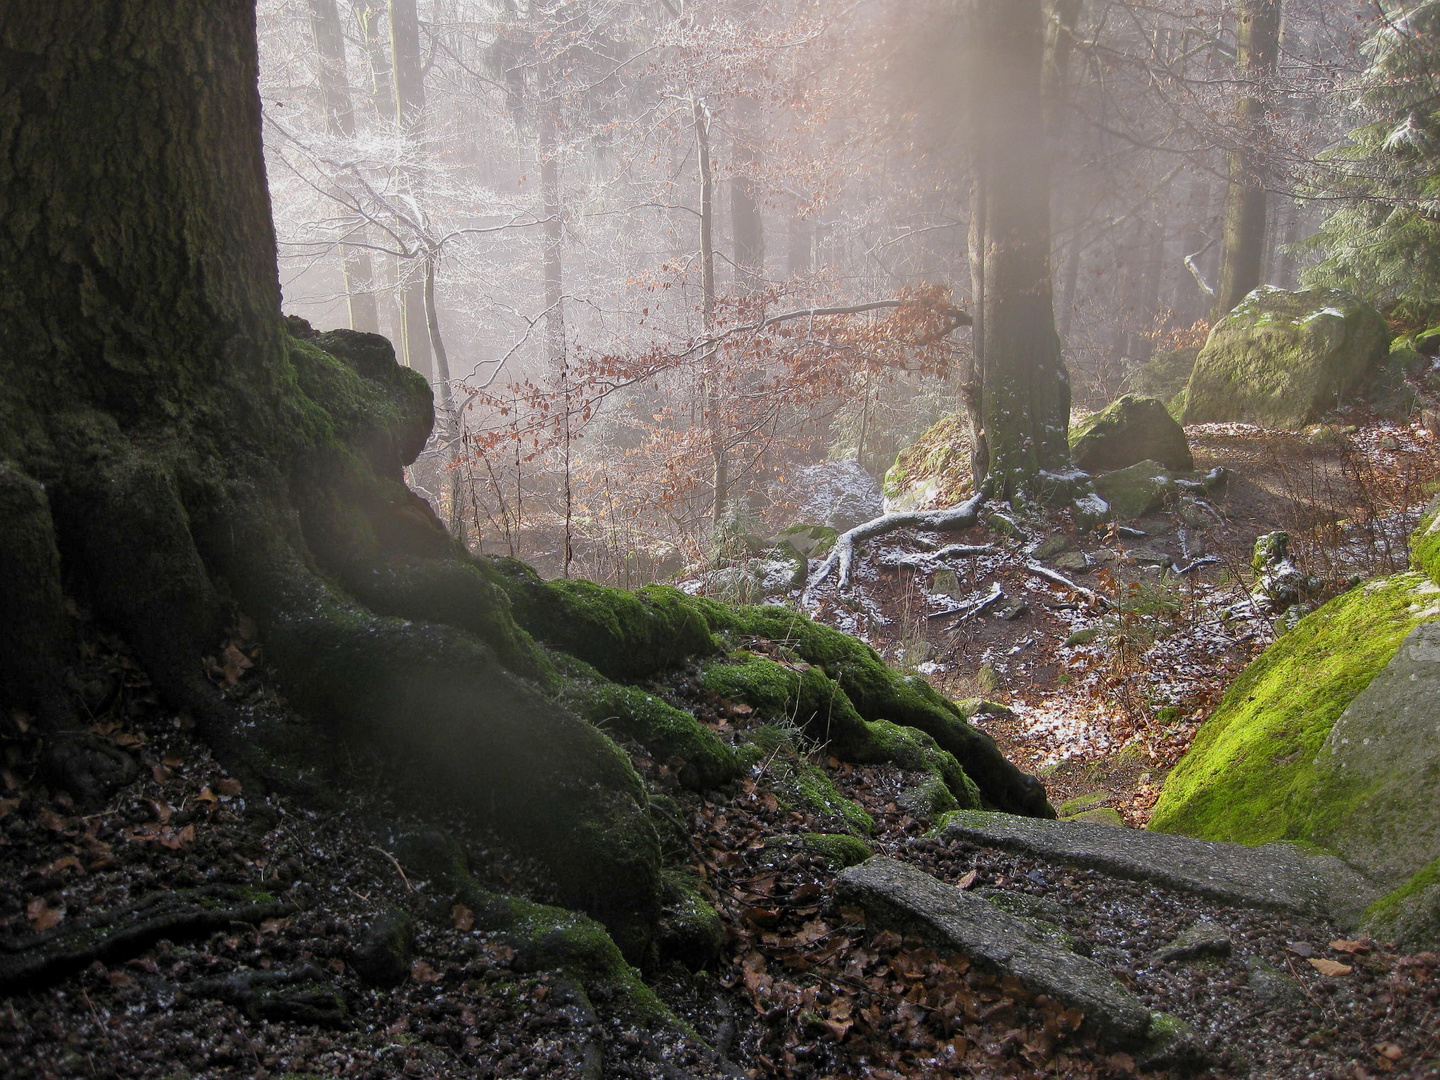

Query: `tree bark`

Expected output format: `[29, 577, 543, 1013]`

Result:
[966, 0, 1071, 500]
[0, 0, 659, 961]
[309, 0, 381, 335]
[1211, 0, 1282, 322]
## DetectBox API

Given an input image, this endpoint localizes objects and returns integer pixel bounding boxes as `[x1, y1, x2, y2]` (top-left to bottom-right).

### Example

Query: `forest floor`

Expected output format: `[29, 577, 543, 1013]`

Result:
[3, 411, 1440, 1080]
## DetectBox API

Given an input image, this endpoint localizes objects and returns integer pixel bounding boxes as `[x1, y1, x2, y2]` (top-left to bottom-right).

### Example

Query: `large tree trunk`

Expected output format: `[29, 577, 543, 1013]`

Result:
[1211, 0, 1282, 322]
[967, 0, 1071, 500]
[0, 0, 658, 960]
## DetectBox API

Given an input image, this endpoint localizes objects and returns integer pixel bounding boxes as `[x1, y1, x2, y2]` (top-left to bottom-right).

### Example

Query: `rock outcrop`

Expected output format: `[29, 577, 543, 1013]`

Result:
[1070, 394, 1193, 473]
[1151, 508, 1440, 948]
[1182, 286, 1390, 429]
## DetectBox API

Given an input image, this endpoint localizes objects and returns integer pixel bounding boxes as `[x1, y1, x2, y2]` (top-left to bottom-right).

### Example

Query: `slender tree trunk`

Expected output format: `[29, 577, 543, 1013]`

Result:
[965, 177, 989, 488]
[967, 0, 1070, 500]
[389, 0, 433, 380]
[1212, 0, 1282, 322]
[539, 97, 565, 374]
[694, 96, 727, 529]
[730, 98, 765, 297]
[309, 0, 380, 334]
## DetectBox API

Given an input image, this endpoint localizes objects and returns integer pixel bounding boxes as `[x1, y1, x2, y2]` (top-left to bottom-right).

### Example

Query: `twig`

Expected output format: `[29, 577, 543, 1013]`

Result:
[369, 845, 414, 893]
[1024, 561, 1112, 610]
[926, 582, 1004, 622]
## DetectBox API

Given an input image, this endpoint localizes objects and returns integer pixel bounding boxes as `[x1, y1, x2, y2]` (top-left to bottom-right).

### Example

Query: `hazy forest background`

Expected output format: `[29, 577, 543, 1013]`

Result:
[257, 0, 1416, 582]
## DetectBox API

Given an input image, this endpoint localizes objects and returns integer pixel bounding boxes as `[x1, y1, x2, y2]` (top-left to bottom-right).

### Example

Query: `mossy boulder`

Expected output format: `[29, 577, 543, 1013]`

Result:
[1091, 460, 1179, 518]
[883, 413, 973, 513]
[1070, 395, 1193, 473]
[1151, 565, 1440, 945]
[1151, 573, 1440, 846]
[1182, 286, 1391, 429]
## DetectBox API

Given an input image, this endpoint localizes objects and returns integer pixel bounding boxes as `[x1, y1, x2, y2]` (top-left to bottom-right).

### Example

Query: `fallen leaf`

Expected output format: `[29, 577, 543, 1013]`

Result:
[956, 869, 978, 890]
[26, 897, 64, 932]
[410, 960, 442, 983]
[1309, 958, 1353, 977]
[823, 1018, 851, 1041]
[36, 808, 69, 832]
[151, 764, 172, 784]
[162, 756, 185, 768]
[1331, 939, 1370, 954]
[219, 643, 254, 685]
[1287, 942, 1316, 958]
[215, 777, 243, 797]
[260, 917, 290, 934]
[1377, 1044, 1404, 1061]
[452, 904, 474, 931]
[42, 855, 83, 876]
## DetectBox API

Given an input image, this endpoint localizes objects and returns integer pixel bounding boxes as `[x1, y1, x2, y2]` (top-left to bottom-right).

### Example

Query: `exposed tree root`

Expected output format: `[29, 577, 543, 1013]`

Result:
[808, 492, 989, 595]
[0, 886, 295, 995]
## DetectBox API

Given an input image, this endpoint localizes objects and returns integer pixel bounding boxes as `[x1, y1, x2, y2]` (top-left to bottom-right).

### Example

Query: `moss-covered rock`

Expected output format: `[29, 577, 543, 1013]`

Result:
[565, 682, 739, 790]
[1070, 395, 1193, 474]
[1363, 859, 1440, 950]
[1182, 286, 1391, 429]
[883, 413, 973, 513]
[1411, 500, 1440, 587]
[1091, 460, 1179, 518]
[1150, 572, 1440, 850]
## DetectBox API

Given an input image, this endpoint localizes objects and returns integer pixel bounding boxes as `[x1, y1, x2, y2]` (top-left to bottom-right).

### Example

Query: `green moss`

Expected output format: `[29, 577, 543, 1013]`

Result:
[1182, 287, 1391, 428]
[1362, 859, 1440, 948]
[657, 869, 724, 969]
[565, 682, 739, 790]
[744, 728, 875, 836]
[699, 655, 875, 759]
[861, 719, 981, 811]
[1412, 502, 1440, 587]
[485, 560, 718, 680]
[711, 605, 1050, 816]
[801, 832, 874, 869]
[1150, 573, 1440, 844]
[883, 413, 973, 511]
[1069, 394, 1193, 473]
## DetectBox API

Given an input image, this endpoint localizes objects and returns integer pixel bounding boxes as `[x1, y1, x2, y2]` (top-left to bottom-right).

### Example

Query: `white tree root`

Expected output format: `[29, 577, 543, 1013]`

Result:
[807, 492, 989, 595]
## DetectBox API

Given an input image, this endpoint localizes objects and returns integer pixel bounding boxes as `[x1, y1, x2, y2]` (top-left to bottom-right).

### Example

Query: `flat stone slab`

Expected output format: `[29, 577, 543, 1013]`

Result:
[835, 857, 1153, 1044]
[939, 811, 1379, 926]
